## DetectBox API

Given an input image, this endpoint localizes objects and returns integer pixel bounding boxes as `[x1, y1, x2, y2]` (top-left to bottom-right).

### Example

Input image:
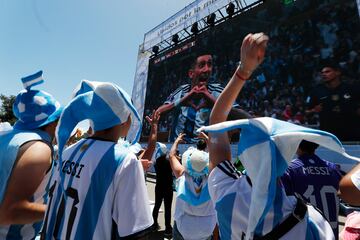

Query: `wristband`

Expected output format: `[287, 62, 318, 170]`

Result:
[237, 61, 252, 78]
[235, 71, 247, 81]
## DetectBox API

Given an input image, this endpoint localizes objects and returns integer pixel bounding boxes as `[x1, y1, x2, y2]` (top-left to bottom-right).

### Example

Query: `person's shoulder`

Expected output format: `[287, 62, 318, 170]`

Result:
[207, 83, 224, 91]
[170, 84, 191, 94]
[321, 157, 341, 171]
[20, 140, 52, 156]
[114, 143, 139, 167]
[288, 158, 305, 169]
[165, 84, 190, 103]
[341, 81, 360, 93]
[17, 140, 52, 168]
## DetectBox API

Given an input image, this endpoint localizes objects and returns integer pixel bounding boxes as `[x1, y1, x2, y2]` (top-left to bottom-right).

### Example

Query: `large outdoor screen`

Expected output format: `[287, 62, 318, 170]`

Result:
[141, 0, 360, 143]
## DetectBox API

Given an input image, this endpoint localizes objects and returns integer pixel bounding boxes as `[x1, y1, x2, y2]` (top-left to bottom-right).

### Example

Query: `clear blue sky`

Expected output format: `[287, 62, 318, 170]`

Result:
[0, 0, 194, 106]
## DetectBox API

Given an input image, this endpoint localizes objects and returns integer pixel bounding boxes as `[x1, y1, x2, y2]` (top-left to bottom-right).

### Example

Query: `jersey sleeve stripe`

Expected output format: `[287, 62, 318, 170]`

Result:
[217, 161, 240, 179]
[223, 160, 241, 178]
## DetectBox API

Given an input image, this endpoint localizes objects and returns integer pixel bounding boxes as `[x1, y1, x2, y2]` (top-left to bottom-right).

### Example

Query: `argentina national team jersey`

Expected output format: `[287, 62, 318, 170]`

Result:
[41, 138, 153, 240]
[165, 83, 238, 142]
[281, 155, 342, 237]
[209, 161, 335, 240]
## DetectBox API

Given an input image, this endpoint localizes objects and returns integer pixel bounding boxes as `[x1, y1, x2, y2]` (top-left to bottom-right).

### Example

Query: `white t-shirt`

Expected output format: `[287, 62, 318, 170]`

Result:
[174, 174, 217, 240]
[42, 138, 153, 240]
[208, 161, 334, 240]
[351, 169, 360, 190]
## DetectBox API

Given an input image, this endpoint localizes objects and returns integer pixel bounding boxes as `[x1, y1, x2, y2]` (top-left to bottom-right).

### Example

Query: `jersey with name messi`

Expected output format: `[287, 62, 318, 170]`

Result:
[41, 138, 153, 240]
[281, 154, 342, 236]
[210, 161, 334, 240]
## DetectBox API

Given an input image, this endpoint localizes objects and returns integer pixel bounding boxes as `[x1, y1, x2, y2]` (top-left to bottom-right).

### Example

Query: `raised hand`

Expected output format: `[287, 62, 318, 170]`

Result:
[145, 109, 160, 126]
[140, 159, 152, 171]
[239, 32, 269, 79]
[198, 131, 209, 145]
[175, 133, 186, 144]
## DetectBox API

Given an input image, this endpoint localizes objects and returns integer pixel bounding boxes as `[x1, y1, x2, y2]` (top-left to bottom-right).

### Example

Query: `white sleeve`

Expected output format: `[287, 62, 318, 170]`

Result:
[351, 169, 360, 191]
[112, 153, 153, 237]
[208, 161, 249, 203]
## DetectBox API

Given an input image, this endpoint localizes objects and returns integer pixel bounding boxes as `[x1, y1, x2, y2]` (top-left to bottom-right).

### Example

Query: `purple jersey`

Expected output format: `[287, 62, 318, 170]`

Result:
[281, 154, 342, 237]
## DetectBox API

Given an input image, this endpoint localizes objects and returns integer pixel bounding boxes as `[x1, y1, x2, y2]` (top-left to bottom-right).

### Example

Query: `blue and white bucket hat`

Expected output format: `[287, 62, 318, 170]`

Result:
[182, 147, 209, 177]
[56, 80, 142, 159]
[13, 71, 63, 130]
[152, 142, 168, 161]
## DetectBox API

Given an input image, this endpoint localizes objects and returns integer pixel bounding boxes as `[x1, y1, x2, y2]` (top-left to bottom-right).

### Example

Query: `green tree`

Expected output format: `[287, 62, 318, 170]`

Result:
[0, 94, 16, 125]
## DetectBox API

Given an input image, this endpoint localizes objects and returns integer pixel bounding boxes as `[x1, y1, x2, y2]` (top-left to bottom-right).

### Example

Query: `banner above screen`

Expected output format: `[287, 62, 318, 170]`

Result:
[143, 0, 257, 50]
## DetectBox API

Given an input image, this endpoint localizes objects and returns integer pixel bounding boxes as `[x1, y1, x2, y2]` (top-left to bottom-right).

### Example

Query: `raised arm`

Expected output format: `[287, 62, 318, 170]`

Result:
[141, 110, 160, 164]
[156, 103, 175, 115]
[208, 33, 268, 170]
[169, 133, 186, 178]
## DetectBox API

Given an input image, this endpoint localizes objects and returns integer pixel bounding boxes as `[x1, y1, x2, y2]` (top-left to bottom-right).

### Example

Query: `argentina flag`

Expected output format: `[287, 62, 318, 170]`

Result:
[21, 70, 44, 90]
[198, 117, 360, 239]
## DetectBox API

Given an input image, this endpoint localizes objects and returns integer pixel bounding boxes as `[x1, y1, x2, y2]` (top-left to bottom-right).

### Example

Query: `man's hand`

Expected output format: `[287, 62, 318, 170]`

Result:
[169, 133, 186, 178]
[145, 109, 160, 127]
[140, 159, 152, 171]
[196, 85, 217, 109]
[175, 133, 186, 144]
[238, 32, 269, 79]
[183, 85, 216, 110]
[182, 86, 201, 104]
[198, 132, 209, 145]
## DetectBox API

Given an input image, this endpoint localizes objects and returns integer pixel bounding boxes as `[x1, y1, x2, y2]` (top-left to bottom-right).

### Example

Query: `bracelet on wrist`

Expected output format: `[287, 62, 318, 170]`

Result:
[235, 71, 247, 81]
[237, 61, 252, 79]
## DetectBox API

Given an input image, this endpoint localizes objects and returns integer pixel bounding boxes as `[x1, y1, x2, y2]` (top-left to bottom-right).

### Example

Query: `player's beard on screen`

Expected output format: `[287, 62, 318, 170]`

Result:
[196, 74, 210, 86]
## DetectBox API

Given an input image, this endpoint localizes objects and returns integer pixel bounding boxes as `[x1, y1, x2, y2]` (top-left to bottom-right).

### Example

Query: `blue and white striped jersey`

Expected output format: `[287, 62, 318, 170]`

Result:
[165, 83, 236, 143]
[174, 174, 217, 240]
[208, 161, 335, 240]
[41, 138, 153, 240]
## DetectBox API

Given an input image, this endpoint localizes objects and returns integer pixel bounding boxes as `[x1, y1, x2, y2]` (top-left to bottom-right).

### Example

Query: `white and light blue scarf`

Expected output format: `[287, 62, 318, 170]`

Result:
[198, 117, 360, 239]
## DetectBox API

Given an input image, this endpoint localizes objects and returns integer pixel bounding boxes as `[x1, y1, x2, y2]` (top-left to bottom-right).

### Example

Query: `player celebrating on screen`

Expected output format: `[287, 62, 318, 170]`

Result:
[156, 52, 250, 143]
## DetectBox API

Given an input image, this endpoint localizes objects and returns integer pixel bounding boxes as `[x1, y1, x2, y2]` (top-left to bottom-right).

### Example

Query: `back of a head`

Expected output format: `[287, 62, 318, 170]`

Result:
[196, 139, 207, 151]
[56, 80, 142, 161]
[299, 140, 319, 154]
[182, 147, 209, 177]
